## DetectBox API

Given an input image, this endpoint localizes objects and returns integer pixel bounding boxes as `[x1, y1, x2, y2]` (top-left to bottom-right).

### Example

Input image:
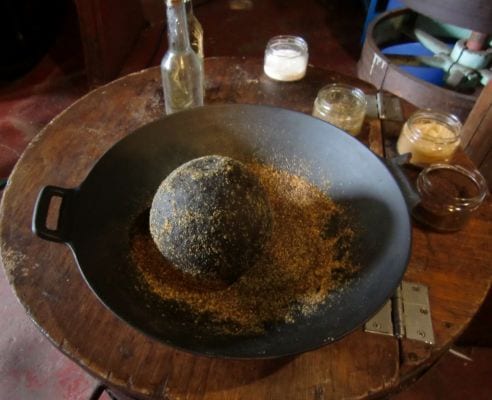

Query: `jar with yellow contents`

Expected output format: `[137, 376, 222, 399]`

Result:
[396, 110, 462, 165]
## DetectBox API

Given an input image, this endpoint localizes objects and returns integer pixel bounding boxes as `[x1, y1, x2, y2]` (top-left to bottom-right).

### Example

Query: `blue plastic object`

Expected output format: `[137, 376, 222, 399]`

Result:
[382, 42, 445, 85]
[361, 0, 404, 42]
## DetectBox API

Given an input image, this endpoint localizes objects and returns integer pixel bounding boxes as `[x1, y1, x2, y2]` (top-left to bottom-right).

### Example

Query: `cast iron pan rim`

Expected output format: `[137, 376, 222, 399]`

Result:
[35, 103, 413, 359]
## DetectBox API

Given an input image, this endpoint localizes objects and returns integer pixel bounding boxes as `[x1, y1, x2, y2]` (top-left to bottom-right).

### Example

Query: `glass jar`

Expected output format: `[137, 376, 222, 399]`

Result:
[312, 83, 367, 136]
[396, 110, 461, 165]
[412, 164, 488, 232]
[263, 35, 308, 82]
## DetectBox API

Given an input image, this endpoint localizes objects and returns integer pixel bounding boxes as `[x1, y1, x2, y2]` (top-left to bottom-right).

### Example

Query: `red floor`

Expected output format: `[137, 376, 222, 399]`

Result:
[0, 1, 491, 399]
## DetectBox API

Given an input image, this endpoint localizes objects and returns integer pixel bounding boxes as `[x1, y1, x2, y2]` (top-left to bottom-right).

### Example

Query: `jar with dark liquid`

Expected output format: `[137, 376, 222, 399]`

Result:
[413, 164, 488, 232]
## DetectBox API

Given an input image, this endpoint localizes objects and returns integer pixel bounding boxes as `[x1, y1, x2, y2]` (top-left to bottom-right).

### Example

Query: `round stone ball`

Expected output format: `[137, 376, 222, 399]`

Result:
[149, 155, 271, 285]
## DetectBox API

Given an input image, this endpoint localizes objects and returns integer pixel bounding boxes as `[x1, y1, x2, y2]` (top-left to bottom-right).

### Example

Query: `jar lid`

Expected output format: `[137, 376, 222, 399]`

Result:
[266, 35, 308, 53]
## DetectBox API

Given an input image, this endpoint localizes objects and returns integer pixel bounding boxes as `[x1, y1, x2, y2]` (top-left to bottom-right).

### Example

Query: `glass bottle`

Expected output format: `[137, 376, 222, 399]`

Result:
[184, 0, 204, 60]
[161, 0, 204, 114]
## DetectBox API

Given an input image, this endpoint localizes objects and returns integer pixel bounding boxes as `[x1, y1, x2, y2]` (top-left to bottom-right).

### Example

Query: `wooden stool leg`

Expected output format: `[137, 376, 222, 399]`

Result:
[88, 384, 106, 400]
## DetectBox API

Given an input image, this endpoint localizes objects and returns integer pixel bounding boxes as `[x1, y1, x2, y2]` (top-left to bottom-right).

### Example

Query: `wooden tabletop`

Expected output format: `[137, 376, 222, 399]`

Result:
[1, 57, 491, 400]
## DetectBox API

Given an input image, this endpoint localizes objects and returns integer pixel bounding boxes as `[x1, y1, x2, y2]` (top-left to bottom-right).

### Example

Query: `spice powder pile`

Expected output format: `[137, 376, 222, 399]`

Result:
[130, 162, 358, 335]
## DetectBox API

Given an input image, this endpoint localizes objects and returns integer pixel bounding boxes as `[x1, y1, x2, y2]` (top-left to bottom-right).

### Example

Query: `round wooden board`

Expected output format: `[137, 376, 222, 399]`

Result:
[1, 57, 491, 399]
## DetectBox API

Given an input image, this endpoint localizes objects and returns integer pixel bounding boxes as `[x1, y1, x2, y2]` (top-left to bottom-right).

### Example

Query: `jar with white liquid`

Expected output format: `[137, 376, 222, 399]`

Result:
[396, 110, 462, 166]
[264, 35, 308, 82]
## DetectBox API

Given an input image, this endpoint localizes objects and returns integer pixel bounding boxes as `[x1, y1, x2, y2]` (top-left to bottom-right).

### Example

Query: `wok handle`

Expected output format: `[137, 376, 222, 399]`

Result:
[383, 154, 421, 210]
[32, 185, 75, 243]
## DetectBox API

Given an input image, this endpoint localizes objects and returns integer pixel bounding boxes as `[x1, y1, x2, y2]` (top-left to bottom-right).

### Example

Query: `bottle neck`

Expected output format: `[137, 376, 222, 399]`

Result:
[166, 0, 191, 52]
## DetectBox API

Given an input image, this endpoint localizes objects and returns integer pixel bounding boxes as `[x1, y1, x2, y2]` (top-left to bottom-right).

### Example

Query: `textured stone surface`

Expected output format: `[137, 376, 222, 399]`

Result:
[150, 155, 271, 284]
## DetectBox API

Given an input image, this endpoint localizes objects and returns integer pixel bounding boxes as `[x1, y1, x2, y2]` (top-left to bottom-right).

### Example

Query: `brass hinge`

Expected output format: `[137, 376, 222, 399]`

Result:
[364, 281, 435, 344]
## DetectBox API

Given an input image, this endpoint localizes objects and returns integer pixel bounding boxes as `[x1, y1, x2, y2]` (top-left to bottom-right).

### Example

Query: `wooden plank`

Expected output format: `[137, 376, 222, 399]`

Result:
[461, 82, 492, 188]
[461, 83, 492, 149]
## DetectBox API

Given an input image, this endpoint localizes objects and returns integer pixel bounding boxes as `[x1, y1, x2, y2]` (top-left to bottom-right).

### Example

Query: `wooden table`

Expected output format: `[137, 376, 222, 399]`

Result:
[1, 57, 491, 400]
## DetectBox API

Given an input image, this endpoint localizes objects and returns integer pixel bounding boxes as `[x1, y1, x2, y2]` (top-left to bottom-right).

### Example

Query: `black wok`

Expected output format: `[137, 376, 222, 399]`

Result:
[33, 104, 412, 358]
